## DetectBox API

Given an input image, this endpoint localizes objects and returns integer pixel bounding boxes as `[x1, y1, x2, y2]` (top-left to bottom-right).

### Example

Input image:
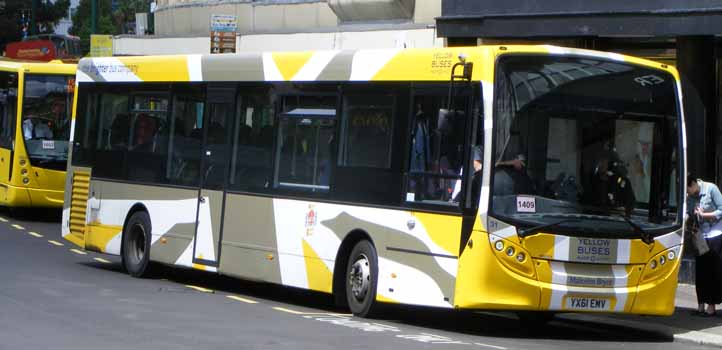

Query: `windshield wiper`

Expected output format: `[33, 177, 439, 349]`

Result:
[518, 219, 579, 238]
[616, 215, 654, 245]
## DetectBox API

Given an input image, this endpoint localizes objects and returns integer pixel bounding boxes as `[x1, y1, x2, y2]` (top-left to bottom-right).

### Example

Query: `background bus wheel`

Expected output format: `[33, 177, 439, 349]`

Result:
[122, 211, 153, 278]
[345, 240, 379, 317]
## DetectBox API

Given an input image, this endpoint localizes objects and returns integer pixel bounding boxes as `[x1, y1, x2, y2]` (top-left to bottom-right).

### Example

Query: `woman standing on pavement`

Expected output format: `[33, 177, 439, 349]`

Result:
[686, 176, 722, 316]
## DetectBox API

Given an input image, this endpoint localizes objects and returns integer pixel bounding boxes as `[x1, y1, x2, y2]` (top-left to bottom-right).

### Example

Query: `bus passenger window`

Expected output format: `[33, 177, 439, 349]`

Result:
[168, 96, 204, 187]
[90, 93, 129, 179]
[229, 90, 274, 191]
[126, 95, 169, 183]
[203, 102, 232, 189]
[406, 92, 470, 206]
[275, 95, 337, 192]
[0, 72, 16, 149]
[340, 95, 394, 168]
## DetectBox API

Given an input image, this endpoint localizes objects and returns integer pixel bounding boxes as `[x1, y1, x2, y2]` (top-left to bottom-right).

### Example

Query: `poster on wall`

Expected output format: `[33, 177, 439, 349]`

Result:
[210, 14, 237, 54]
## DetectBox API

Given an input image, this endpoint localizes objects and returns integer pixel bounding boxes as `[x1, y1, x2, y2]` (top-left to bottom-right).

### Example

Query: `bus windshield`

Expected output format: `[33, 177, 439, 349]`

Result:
[491, 55, 681, 239]
[22, 74, 73, 170]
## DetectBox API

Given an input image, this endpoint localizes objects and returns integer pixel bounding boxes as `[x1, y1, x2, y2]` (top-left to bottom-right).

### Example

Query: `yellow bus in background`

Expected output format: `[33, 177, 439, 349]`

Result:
[63, 46, 685, 320]
[0, 60, 76, 212]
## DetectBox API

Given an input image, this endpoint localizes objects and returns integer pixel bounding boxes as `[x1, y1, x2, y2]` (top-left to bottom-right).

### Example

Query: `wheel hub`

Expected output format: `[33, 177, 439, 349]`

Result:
[131, 223, 146, 263]
[349, 254, 370, 301]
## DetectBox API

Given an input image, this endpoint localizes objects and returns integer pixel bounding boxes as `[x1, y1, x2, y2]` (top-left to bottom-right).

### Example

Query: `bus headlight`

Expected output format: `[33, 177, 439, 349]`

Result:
[641, 246, 680, 283]
[506, 246, 515, 256]
[22, 177, 29, 184]
[667, 251, 676, 261]
[495, 241, 504, 251]
[20, 168, 27, 175]
[489, 234, 536, 278]
[19, 159, 26, 166]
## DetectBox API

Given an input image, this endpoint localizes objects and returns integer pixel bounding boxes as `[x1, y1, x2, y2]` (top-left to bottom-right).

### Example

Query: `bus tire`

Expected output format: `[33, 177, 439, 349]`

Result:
[122, 211, 153, 278]
[345, 240, 379, 318]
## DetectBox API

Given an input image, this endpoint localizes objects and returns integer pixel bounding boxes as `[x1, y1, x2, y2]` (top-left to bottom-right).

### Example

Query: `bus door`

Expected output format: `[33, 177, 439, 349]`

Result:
[192, 84, 235, 267]
[0, 72, 17, 192]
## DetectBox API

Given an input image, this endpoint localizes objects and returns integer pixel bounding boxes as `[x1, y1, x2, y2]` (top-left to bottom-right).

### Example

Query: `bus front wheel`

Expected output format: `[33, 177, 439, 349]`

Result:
[345, 240, 380, 317]
[122, 211, 153, 278]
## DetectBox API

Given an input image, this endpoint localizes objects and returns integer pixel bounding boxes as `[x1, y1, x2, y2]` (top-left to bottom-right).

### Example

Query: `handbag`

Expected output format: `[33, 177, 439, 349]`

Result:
[688, 213, 710, 256]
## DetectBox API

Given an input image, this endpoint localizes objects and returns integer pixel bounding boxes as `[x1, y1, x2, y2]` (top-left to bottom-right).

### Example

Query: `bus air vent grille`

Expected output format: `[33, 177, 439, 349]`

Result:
[69, 171, 90, 244]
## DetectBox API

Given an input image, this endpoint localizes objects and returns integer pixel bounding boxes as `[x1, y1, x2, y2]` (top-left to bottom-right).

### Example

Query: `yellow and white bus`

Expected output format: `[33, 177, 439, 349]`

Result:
[0, 59, 75, 211]
[63, 46, 685, 318]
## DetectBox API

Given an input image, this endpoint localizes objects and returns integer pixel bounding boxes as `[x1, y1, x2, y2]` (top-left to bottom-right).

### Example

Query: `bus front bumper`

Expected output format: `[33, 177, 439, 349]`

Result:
[2, 184, 64, 208]
[454, 230, 681, 316]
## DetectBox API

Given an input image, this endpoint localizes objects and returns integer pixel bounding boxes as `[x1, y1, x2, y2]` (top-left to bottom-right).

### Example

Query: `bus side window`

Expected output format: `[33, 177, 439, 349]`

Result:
[126, 95, 169, 183]
[228, 88, 274, 191]
[91, 93, 130, 179]
[168, 90, 204, 187]
[406, 93, 467, 206]
[0, 72, 14, 149]
[275, 94, 338, 192]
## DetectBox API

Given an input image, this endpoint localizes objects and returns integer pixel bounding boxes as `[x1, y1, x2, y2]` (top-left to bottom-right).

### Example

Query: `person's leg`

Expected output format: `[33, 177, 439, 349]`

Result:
[705, 235, 722, 314]
[696, 253, 708, 313]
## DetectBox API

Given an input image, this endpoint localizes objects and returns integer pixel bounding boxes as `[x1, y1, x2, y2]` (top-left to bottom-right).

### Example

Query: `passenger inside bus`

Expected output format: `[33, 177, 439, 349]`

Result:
[22, 115, 53, 140]
[584, 144, 637, 216]
[109, 113, 130, 149]
[131, 114, 159, 152]
[493, 127, 535, 196]
[407, 96, 475, 205]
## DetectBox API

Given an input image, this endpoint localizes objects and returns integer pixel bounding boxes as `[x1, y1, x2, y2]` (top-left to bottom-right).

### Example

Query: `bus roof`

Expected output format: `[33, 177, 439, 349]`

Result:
[76, 45, 677, 84]
[0, 58, 76, 75]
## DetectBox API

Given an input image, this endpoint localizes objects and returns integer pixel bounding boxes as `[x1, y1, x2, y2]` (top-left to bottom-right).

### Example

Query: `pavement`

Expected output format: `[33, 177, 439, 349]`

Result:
[561, 284, 722, 348]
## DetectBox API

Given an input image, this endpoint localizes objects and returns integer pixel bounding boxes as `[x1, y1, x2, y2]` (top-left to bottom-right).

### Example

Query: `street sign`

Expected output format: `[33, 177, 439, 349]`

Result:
[89, 34, 113, 57]
[210, 14, 237, 54]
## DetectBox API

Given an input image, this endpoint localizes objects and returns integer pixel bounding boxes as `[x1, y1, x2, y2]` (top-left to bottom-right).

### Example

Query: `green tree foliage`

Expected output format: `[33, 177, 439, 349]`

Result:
[69, 0, 151, 54]
[0, 0, 70, 53]
[113, 0, 151, 34]
[69, 0, 115, 53]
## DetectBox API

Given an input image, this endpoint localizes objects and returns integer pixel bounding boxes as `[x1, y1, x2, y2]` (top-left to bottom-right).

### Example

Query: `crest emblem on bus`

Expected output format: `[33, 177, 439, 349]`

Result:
[305, 204, 317, 236]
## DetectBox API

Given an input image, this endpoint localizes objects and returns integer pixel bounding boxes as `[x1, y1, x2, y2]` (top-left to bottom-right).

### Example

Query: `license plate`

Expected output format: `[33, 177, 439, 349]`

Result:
[564, 296, 611, 311]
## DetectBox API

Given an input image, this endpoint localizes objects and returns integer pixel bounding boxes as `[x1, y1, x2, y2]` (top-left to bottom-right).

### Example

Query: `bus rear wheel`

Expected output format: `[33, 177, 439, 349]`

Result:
[122, 211, 153, 278]
[345, 240, 380, 317]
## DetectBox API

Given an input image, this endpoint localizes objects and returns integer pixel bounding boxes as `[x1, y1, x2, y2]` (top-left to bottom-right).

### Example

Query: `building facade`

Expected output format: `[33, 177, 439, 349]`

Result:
[438, 0, 722, 188]
[114, 0, 443, 54]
